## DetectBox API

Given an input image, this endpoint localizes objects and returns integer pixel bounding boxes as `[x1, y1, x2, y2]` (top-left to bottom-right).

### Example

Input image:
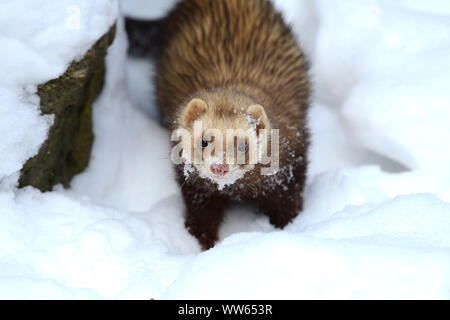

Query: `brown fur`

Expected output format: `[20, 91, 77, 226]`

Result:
[155, 0, 310, 250]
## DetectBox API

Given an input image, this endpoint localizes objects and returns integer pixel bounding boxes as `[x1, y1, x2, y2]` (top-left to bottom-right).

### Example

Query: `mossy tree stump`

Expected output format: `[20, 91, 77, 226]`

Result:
[19, 25, 116, 192]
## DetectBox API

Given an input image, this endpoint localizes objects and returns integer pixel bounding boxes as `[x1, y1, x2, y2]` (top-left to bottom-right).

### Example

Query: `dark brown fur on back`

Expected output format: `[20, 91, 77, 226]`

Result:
[156, 0, 310, 250]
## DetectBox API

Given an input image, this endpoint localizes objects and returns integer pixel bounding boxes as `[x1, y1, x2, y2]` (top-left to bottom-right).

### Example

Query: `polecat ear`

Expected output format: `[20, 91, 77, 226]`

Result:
[246, 105, 269, 134]
[181, 98, 208, 127]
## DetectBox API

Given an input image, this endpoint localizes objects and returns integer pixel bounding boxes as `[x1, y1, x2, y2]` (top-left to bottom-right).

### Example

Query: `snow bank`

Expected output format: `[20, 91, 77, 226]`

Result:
[165, 194, 450, 299]
[312, 0, 450, 170]
[0, 0, 449, 299]
[0, 88, 52, 188]
[0, 186, 198, 299]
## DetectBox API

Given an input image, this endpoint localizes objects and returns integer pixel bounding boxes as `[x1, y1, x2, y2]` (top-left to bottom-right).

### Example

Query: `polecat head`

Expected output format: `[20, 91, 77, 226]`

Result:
[175, 92, 271, 189]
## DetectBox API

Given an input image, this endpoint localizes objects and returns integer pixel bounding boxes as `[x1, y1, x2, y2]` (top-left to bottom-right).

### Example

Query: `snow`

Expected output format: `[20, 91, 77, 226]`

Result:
[0, 0, 450, 299]
[120, 0, 177, 20]
[0, 88, 52, 188]
[165, 196, 450, 299]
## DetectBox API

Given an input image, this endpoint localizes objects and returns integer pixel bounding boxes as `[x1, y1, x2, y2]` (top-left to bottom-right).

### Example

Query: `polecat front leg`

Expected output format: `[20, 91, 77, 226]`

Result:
[182, 188, 230, 250]
[257, 183, 304, 229]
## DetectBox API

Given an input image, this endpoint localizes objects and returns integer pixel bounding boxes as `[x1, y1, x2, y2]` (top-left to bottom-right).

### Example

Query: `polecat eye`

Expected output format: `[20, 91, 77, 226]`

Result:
[237, 142, 248, 153]
[201, 138, 209, 148]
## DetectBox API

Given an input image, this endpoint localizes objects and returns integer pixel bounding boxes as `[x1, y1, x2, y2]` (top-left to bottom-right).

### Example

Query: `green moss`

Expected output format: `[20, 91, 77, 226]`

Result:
[19, 25, 116, 192]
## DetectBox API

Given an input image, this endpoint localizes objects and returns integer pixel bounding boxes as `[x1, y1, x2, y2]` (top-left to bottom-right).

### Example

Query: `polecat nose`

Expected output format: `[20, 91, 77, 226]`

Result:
[210, 163, 229, 176]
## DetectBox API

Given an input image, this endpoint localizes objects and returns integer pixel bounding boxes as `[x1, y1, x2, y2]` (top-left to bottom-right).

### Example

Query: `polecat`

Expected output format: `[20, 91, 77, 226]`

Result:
[127, 0, 310, 250]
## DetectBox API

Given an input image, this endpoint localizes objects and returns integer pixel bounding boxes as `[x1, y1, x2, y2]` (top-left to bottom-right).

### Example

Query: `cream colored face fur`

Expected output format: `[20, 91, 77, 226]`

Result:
[178, 96, 270, 189]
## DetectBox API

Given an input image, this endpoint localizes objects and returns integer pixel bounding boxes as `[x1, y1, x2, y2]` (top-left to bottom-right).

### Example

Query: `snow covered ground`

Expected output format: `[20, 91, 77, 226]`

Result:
[0, 0, 450, 299]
